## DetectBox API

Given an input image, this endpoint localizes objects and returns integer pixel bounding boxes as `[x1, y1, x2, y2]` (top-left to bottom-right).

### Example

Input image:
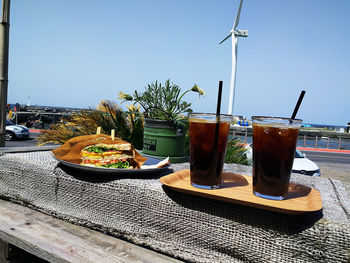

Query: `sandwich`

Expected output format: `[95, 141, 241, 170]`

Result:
[80, 140, 147, 169]
[52, 134, 111, 159]
[52, 135, 148, 169]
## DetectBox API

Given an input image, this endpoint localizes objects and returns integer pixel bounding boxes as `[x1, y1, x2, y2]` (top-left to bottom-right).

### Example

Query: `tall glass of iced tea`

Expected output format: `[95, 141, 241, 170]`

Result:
[252, 116, 302, 200]
[189, 113, 233, 189]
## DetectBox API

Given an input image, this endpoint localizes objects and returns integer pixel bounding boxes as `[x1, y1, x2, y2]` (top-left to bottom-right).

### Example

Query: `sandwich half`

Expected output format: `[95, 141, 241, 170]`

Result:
[81, 140, 146, 169]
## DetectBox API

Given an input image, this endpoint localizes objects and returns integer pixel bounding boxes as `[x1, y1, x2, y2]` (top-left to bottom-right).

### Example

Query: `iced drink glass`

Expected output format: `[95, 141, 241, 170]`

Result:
[189, 113, 233, 189]
[252, 116, 302, 200]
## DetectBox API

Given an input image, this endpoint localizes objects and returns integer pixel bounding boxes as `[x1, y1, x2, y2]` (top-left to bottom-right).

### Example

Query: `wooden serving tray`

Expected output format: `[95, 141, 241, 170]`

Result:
[160, 170, 323, 215]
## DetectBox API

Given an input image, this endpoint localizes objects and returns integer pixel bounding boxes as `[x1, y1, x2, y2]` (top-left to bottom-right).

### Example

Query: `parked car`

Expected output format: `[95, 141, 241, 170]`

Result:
[245, 145, 321, 177]
[5, 120, 30, 141]
[292, 149, 321, 177]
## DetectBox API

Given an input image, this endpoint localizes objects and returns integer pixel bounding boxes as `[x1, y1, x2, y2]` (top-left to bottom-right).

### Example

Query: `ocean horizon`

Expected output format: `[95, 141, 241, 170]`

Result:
[303, 123, 348, 129]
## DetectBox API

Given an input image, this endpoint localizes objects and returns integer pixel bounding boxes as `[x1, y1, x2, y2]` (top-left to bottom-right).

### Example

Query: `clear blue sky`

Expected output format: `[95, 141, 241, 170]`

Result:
[8, 0, 350, 126]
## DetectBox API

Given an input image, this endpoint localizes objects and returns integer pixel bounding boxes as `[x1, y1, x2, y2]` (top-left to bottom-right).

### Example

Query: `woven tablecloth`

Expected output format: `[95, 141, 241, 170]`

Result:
[0, 151, 349, 263]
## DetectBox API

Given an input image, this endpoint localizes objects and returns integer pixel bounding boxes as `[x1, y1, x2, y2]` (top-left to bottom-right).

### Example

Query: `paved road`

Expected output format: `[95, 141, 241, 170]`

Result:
[302, 150, 350, 166]
[5, 135, 37, 147]
[301, 149, 350, 184]
[4, 132, 57, 148]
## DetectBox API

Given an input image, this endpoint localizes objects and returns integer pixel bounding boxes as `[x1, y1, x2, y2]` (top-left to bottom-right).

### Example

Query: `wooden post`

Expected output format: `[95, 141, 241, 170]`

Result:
[0, 239, 8, 263]
[315, 136, 318, 148]
[327, 137, 329, 149]
[0, 0, 10, 147]
[338, 137, 341, 150]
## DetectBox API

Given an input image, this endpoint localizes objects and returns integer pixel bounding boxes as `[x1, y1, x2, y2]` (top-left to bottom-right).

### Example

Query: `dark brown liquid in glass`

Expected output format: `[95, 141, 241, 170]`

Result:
[253, 124, 299, 197]
[190, 120, 230, 186]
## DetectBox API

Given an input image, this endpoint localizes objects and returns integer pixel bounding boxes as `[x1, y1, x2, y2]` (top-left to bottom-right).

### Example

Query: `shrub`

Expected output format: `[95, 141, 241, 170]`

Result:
[224, 138, 251, 165]
[37, 100, 144, 149]
[119, 79, 204, 128]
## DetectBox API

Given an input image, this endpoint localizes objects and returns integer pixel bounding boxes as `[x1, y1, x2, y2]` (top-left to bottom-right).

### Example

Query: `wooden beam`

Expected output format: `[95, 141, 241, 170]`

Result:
[0, 199, 183, 263]
[0, 0, 10, 147]
[0, 239, 8, 263]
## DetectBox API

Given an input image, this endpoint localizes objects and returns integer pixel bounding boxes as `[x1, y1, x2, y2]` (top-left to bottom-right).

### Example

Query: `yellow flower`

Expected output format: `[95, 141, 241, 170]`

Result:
[118, 92, 133, 101]
[125, 104, 142, 126]
[126, 104, 140, 112]
[191, 84, 205, 97]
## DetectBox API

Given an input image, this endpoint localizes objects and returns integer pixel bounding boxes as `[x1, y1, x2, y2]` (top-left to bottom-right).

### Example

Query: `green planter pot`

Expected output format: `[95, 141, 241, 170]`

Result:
[142, 118, 188, 163]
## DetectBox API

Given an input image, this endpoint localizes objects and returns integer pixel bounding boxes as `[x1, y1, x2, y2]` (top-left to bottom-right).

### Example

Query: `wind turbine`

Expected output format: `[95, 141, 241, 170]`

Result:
[219, 0, 248, 116]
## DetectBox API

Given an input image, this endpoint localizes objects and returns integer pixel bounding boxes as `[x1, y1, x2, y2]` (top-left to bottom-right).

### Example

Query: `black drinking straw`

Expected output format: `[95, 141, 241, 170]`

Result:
[213, 81, 223, 176]
[216, 81, 223, 118]
[291, 90, 306, 120]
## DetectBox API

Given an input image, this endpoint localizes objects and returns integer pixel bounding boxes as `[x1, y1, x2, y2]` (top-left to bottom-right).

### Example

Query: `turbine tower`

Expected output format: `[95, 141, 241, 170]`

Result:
[219, 0, 248, 115]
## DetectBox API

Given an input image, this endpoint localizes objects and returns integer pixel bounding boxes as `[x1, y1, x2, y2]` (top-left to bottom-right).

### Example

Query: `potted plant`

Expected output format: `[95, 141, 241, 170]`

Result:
[119, 79, 204, 163]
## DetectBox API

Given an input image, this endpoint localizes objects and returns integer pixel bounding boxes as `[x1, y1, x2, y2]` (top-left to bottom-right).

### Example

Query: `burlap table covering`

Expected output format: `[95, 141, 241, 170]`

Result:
[0, 151, 349, 263]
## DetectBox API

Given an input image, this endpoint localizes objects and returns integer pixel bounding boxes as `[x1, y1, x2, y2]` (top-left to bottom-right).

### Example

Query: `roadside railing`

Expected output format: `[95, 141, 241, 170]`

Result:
[297, 135, 350, 150]
[230, 128, 350, 151]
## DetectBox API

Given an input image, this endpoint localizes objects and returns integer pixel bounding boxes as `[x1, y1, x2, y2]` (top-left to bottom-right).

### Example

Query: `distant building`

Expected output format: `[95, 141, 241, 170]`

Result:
[301, 124, 312, 128]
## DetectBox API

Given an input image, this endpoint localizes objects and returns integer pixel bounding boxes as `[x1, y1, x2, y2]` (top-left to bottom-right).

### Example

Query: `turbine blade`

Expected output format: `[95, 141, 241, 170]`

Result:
[233, 0, 244, 30]
[218, 33, 232, 45]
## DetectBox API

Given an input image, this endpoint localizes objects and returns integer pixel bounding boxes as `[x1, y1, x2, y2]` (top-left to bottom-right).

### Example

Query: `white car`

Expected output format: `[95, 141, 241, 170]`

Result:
[292, 149, 321, 177]
[5, 120, 30, 141]
[245, 146, 321, 177]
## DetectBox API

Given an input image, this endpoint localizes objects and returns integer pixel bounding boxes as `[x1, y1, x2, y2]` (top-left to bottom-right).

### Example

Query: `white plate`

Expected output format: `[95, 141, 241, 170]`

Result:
[54, 155, 170, 175]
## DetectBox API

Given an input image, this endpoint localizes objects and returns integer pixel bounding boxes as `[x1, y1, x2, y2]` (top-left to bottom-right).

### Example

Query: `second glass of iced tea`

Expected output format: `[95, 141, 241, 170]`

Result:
[189, 113, 233, 189]
[252, 116, 302, 200]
